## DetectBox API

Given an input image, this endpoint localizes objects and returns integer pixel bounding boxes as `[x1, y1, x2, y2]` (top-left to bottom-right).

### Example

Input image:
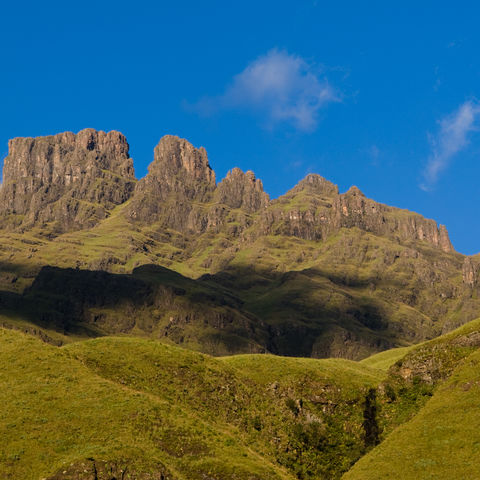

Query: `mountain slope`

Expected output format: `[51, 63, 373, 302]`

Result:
[1, 129, 479, 359]
[0, 327, 386, 480]
[343, 348, 480, 479]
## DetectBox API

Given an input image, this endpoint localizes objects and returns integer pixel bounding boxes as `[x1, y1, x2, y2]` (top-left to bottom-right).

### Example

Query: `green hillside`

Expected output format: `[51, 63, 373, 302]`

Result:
[0, 328, 383, 480]
[2, 315, 480, 479]
[343, 348, 480, 479]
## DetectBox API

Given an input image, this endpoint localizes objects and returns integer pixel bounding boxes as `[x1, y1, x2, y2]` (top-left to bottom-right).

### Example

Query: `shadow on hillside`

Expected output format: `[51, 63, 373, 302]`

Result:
[0, 261, 399, 358]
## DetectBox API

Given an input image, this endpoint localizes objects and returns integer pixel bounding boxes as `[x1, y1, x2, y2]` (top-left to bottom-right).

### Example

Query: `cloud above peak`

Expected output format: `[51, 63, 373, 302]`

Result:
[193, 49, 339, 131]
[422, 100, 480, 190]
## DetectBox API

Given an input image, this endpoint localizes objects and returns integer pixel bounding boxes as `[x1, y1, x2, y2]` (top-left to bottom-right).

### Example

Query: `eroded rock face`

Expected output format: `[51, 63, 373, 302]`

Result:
[256, 175, 455, 252]
[0, 130, 456, 254]
[216, 168, 269, 213]
[463, 257, 480, 287]
[127, 135, 216, 232]
[0, 129, 136, 232]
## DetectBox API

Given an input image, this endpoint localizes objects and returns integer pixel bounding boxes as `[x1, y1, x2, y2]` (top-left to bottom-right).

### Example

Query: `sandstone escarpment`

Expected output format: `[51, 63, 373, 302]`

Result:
[0, 129, 136, 232]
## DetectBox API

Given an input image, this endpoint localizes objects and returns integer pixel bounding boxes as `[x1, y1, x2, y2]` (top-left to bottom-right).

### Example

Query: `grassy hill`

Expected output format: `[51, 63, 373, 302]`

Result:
[2, 315, 480, 479]
[0, 327, 384, 480]
[343, 348, 480, 479]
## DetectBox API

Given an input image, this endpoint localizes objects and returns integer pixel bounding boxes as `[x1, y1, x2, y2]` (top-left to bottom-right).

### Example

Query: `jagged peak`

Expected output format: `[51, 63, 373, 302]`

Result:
[223, 167, 262, 186]
[344, 185, 365, 197]
[217, 167, 269, 212]
[285, 173, 339, 197]
[151, 135, 215, 185]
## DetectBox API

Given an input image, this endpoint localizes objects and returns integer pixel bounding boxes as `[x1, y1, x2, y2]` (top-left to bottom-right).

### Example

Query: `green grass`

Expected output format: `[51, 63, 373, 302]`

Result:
[360, 346, 415, 371]
[343, 348, 480, 479]
[0, 328, 393, 480]
[0, 328, 294, 480]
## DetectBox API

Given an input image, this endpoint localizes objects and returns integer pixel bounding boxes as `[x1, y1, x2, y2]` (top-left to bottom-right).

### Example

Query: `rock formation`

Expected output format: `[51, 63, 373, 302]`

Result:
[127, 135, 216, 232]
[256, 174, 454, 252]
[463, 256, 480, 287]
[0, 129, 136, 232]
[0, 129, 455, 253]
[216, 168, 269, 213]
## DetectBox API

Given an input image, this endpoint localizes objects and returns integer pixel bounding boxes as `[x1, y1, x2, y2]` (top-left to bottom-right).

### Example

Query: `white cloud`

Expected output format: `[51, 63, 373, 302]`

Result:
[421, 100, 480, 190]
[193, 49, 339, 131]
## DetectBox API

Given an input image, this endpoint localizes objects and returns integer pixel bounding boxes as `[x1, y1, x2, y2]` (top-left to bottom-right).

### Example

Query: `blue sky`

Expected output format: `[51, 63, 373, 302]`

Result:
[1, 1, 480, 254]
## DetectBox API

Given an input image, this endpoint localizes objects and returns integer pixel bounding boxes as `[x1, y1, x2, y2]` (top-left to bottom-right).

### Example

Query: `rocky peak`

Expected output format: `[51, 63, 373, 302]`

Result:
[0, 129, 136, 232]
[345, 185, 365, 197]
[216, 167, 269, 213]
[127, 136, 217, 230]
[288, 174, 339, 197]
[137, 135, 216, 202]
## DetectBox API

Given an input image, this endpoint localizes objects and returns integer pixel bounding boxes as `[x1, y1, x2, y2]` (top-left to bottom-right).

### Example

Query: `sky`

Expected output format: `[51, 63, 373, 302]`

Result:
[1, 1, 480, 254]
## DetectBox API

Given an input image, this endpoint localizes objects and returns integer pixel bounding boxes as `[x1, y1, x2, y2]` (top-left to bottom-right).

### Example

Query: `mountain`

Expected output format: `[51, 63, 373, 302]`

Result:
[2, 128, 480, 480]
[0, 128, 479, 359]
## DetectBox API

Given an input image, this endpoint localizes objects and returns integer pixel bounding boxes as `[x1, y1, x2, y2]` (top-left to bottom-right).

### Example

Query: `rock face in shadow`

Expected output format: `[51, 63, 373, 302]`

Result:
[0, 129, 136, 232]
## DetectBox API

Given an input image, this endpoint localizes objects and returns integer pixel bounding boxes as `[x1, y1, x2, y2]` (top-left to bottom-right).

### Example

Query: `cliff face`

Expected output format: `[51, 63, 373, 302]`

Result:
[127, 136, 270, 235]
[0, 130, 455, 254]
[215, 168, 269, 213]
[256, 174, 454, 253]
[127, 135, 216, 232]
[463, 256, 480, 287]
[0, 129, 136, 232]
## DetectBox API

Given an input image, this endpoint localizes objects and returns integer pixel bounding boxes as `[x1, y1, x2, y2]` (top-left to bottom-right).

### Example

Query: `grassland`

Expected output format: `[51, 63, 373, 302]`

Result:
[0, 328, 383, 480]
[343, 348, 480, 479]
[2, 315, 480, 479]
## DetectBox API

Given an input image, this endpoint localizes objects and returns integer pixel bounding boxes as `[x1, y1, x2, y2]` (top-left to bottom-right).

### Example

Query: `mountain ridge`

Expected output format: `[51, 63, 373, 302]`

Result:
[0, 128, 478, 360]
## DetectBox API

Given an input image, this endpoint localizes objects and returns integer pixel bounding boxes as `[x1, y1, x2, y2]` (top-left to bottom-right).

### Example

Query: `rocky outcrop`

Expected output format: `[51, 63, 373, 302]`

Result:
[332, 186, 454, 252]
[216, 168, 269, 213]
[256, 174, 455, 252]
[463, 256, 480, 287]
[0, 129, 136, 232]
[127, 135, 216, 232]
[1, 128, 455, 254]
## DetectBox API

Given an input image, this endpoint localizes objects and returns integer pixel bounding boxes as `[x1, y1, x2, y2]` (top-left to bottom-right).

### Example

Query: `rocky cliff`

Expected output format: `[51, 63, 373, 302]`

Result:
[215, 168, 269, 213]
[256, 173, 454, 252]
[0, 130, 455, 253]
[0, 129, 136, 233]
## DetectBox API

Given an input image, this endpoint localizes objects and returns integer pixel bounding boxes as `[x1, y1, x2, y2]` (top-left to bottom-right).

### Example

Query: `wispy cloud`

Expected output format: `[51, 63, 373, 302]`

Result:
[192, 49, 339, 131]
[421, 100, 480, 190]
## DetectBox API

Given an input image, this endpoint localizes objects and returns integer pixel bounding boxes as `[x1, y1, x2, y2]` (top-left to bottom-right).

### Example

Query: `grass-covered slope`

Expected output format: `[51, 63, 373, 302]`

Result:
[0, 329, 291, 480]
[2, 316, 480, 479]
[0, 187, 479, 361]
[0, 328, 386, 480]
[341, 318, 480, 479]
[343, 348, 480, 479]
